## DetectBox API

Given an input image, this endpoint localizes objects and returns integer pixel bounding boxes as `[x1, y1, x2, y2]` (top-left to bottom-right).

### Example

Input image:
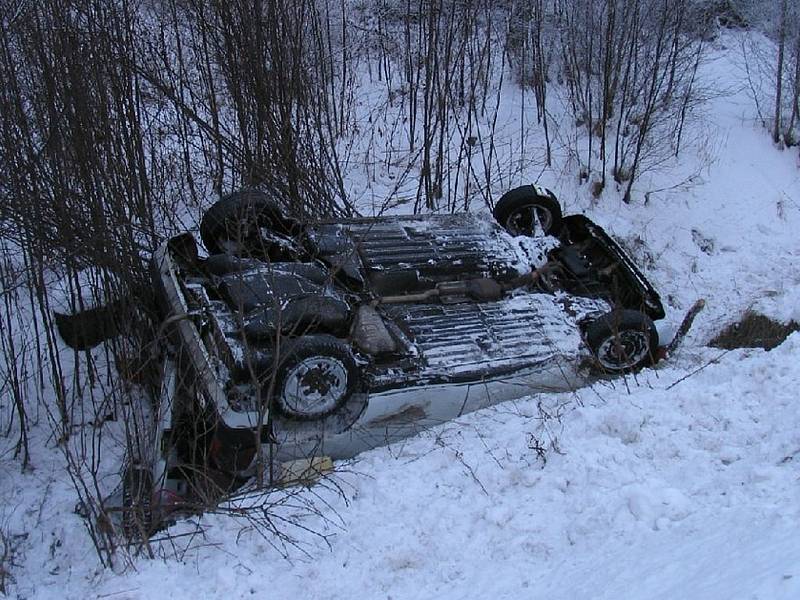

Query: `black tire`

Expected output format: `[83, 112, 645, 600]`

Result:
[493, 185, 563, 237]
[585, 310, 659, 374]
[122, 464, 154, 540]
[273, 335, 358, 421]
[200, 189, 292, 255]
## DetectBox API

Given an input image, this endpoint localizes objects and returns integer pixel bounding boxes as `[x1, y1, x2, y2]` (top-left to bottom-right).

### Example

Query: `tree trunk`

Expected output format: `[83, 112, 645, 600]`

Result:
[773, 0, 787, 145]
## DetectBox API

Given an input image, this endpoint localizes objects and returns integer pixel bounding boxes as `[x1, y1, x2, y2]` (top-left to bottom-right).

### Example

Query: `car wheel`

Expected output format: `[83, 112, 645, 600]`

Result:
[273, 335, 358, 421]
[493, 185, 563, 236]
[200, 189, 295, 255]
[585, 310, 658, 374]
[122, 463, 154, 540]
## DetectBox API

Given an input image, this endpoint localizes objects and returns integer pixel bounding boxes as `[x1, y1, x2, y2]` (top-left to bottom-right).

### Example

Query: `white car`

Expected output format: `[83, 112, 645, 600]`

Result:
[122, 185, 668, 537]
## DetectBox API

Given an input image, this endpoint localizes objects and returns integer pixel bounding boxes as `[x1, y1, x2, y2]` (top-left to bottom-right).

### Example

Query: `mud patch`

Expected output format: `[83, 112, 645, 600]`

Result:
[710, 312, 799, 351]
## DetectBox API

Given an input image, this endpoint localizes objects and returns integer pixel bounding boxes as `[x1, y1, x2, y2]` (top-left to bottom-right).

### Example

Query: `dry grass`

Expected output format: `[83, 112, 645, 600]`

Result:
[710, 311, 799, 351]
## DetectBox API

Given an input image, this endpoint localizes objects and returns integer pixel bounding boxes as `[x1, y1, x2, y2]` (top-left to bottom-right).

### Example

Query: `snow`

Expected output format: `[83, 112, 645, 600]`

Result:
[48, 267, 120, 315]
[3, 31, 800, 600]
[14, 337, 797, 599]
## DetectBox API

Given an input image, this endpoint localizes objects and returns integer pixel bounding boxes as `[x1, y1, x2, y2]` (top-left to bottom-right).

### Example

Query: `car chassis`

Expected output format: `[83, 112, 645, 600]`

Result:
[120, 185, 672, 536]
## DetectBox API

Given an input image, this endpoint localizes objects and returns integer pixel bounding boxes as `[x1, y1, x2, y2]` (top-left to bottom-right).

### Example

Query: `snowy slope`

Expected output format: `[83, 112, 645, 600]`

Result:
[2, 32, 800, 600]
[43, 339, 800, 600]
[536, 33, 800, 344]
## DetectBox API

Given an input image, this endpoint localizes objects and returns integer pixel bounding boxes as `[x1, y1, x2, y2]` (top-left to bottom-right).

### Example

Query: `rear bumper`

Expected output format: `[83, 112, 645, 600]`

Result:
[562, 215, 665, 321]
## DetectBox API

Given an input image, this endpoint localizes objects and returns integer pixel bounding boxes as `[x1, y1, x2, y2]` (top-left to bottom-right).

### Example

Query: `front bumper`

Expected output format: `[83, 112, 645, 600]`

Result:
[152, 239, 269, 430]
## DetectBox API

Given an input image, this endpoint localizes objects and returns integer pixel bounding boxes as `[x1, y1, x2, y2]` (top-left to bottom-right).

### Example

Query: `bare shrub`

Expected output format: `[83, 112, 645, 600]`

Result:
[739, 1, 800, 146]
[0, 0, 360, 566]
[505, 1, 713, 200]
[0, 526, 23, 596]
[554, 0, 709, 201]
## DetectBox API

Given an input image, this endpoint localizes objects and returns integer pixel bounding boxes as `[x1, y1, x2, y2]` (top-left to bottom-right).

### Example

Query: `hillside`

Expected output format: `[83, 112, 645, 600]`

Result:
[2, 25, 800, 600]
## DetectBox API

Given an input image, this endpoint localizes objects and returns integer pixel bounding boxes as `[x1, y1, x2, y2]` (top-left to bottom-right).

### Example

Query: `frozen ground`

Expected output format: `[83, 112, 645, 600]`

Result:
[2, 32, 800, 600]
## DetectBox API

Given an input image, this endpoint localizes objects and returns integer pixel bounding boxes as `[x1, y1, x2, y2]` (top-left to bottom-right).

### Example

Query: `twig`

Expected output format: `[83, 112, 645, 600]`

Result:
[97, 589, 141, 599]
[665, 350, 731, 390]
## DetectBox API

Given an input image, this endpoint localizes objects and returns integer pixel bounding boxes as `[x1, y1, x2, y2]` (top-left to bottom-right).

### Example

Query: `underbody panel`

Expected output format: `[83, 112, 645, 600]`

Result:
[374, 293, 606, 386]
[309, 213, 550, 294]
[150, 203, 664, 469]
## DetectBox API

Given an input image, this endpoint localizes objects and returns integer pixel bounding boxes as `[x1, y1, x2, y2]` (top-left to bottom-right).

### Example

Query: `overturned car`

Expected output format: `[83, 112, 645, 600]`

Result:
[123, 185, 671, 534]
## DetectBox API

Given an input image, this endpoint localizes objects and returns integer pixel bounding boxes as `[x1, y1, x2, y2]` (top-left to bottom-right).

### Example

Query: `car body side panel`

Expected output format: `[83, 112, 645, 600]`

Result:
[271, 361, 583, 461]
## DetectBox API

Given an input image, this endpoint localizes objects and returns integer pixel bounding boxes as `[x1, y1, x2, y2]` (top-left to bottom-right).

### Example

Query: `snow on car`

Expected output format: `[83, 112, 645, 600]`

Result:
[116, 184, 674, 535]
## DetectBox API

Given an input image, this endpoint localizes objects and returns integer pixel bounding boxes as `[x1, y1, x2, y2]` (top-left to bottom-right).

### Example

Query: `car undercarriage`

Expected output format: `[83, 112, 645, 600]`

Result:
[85, 185, 678, 538]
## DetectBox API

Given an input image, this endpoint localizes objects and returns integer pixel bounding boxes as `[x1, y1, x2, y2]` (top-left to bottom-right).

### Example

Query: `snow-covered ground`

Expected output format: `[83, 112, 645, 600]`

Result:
[98, 339, 798, 600]
[2, 32, 800, 599]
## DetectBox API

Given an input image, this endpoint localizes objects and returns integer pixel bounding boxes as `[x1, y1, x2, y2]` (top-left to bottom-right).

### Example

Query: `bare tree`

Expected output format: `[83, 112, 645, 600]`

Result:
[773, 0, 788, 144]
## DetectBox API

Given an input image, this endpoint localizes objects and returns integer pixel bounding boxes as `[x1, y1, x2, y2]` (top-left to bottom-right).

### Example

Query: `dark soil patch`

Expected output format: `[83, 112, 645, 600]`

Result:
[710, 312, 799, 351]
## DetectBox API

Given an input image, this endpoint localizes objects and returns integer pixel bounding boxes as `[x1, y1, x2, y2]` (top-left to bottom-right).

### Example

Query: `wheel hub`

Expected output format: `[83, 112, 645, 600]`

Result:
[282, 357, 348, 416]
[597, 330, 649, 370]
